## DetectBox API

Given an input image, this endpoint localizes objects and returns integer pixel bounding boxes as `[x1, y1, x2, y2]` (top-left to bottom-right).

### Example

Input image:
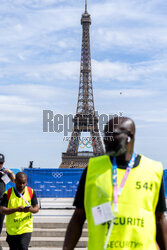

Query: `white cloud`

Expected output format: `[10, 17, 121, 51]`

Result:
[0, 114, 36, 124]
[0, 56, 167, 85]
[0, 95, 40, 124]
[0, 84, 75, 101]
[0, 57, 11, 63]
[94, 28, 167, 50]
[90, 0, 167, 52]
[0, 84, 77, 126]
[92, 58, 167, 83]
[91, 0, 167, 25]
[0, 61, 80, 82]
[129, 109, 167, 127]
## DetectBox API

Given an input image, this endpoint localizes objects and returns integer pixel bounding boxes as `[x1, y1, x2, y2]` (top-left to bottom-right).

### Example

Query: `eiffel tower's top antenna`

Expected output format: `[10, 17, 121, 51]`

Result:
[85, 0, 87, 13]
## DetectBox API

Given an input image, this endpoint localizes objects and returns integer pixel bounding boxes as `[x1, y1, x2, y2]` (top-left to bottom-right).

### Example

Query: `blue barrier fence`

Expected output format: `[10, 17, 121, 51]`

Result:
[163, 170, 167, 197]
[24, 168, 84, 198]
[8, 168, 165, 198]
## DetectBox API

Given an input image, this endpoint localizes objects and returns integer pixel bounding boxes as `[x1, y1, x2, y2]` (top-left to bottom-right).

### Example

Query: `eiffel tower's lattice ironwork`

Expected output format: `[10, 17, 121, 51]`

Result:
[59, 1, 104, 168]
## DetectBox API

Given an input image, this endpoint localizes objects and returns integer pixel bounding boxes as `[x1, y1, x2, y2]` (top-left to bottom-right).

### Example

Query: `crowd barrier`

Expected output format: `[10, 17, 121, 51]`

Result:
[163, 169, 167, 197]
[5, 168, 167, 198]
[24, 168, 84, 198]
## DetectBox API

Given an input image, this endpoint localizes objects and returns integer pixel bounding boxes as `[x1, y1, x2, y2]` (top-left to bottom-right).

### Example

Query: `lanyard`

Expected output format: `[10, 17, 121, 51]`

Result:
[104, 152, 136, 250]
[112, 152, 136, 213]
[14, 187, 30, 206]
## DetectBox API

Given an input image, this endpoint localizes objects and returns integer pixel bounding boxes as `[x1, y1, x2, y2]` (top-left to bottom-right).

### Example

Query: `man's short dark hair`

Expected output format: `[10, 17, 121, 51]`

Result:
[16, 172, 27, 180]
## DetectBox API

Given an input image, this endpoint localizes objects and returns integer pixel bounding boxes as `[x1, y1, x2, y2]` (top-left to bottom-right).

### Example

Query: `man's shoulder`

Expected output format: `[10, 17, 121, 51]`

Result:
[140, 154, 163, 166]
[26, 186, 34, 198]
[5, 187, 13, 194]
[87, 155, 110, 175]
[89, 154, 108, 164]
[140, 155, 163, 174]
[26, 186, 33, 190]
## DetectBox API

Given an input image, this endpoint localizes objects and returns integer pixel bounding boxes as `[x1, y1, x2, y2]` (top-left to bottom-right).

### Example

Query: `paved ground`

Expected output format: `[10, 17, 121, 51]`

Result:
[1, 198, 87, 249]
[33, 198, 74, 223]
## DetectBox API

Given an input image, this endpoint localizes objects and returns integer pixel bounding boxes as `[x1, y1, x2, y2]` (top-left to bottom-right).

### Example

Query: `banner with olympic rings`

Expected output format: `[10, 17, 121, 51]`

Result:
[24, 168, 167, 198]
[24, 168, 84, 198]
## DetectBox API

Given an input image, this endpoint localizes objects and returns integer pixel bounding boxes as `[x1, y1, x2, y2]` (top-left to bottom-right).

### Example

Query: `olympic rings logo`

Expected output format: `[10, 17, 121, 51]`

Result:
[52, 172, 63, 178]
[74, 138, 96, 149]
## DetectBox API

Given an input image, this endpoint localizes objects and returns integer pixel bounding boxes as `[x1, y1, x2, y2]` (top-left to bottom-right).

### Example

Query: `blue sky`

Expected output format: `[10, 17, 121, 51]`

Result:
[0, 0, 167, 169]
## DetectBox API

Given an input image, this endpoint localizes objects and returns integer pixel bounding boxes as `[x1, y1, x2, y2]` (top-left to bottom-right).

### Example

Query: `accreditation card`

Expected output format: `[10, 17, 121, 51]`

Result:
[92, 202, 113, 225]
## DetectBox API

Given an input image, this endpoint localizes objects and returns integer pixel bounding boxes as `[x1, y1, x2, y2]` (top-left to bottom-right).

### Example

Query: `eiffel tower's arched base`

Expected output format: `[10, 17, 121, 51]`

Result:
[59, 152, 95, 168]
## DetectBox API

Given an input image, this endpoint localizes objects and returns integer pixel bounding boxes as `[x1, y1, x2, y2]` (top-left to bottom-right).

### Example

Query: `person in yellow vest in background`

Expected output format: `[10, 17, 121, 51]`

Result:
[0, 172, 39, 250]
[63, 116, 167, 250]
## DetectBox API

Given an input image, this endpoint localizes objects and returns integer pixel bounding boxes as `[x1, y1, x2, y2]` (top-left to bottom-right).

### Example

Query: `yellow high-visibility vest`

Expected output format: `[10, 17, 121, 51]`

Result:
[84, 154, 163, 250]
[6, 186, 33, 235]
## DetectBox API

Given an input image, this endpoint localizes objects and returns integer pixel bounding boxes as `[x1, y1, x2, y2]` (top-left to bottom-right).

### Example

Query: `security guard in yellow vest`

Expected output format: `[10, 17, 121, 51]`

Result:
[63, 116, 167, 250]
[0, 172, 39, 250]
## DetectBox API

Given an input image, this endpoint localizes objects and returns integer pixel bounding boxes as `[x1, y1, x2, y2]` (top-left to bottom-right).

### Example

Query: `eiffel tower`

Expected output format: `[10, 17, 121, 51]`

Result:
[59, 0, 104, 168]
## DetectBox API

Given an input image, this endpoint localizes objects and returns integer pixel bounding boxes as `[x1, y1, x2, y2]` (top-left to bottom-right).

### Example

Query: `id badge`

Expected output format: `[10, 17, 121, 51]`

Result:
[92, 202, 113, 225]
[1, 174, 11, 184]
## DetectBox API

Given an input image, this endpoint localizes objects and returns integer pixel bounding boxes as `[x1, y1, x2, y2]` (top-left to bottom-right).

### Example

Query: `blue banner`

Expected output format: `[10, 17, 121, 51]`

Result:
[163, 169, 167, 198]
[24, 168, 84, 198]
[23, 168, 167, 198]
